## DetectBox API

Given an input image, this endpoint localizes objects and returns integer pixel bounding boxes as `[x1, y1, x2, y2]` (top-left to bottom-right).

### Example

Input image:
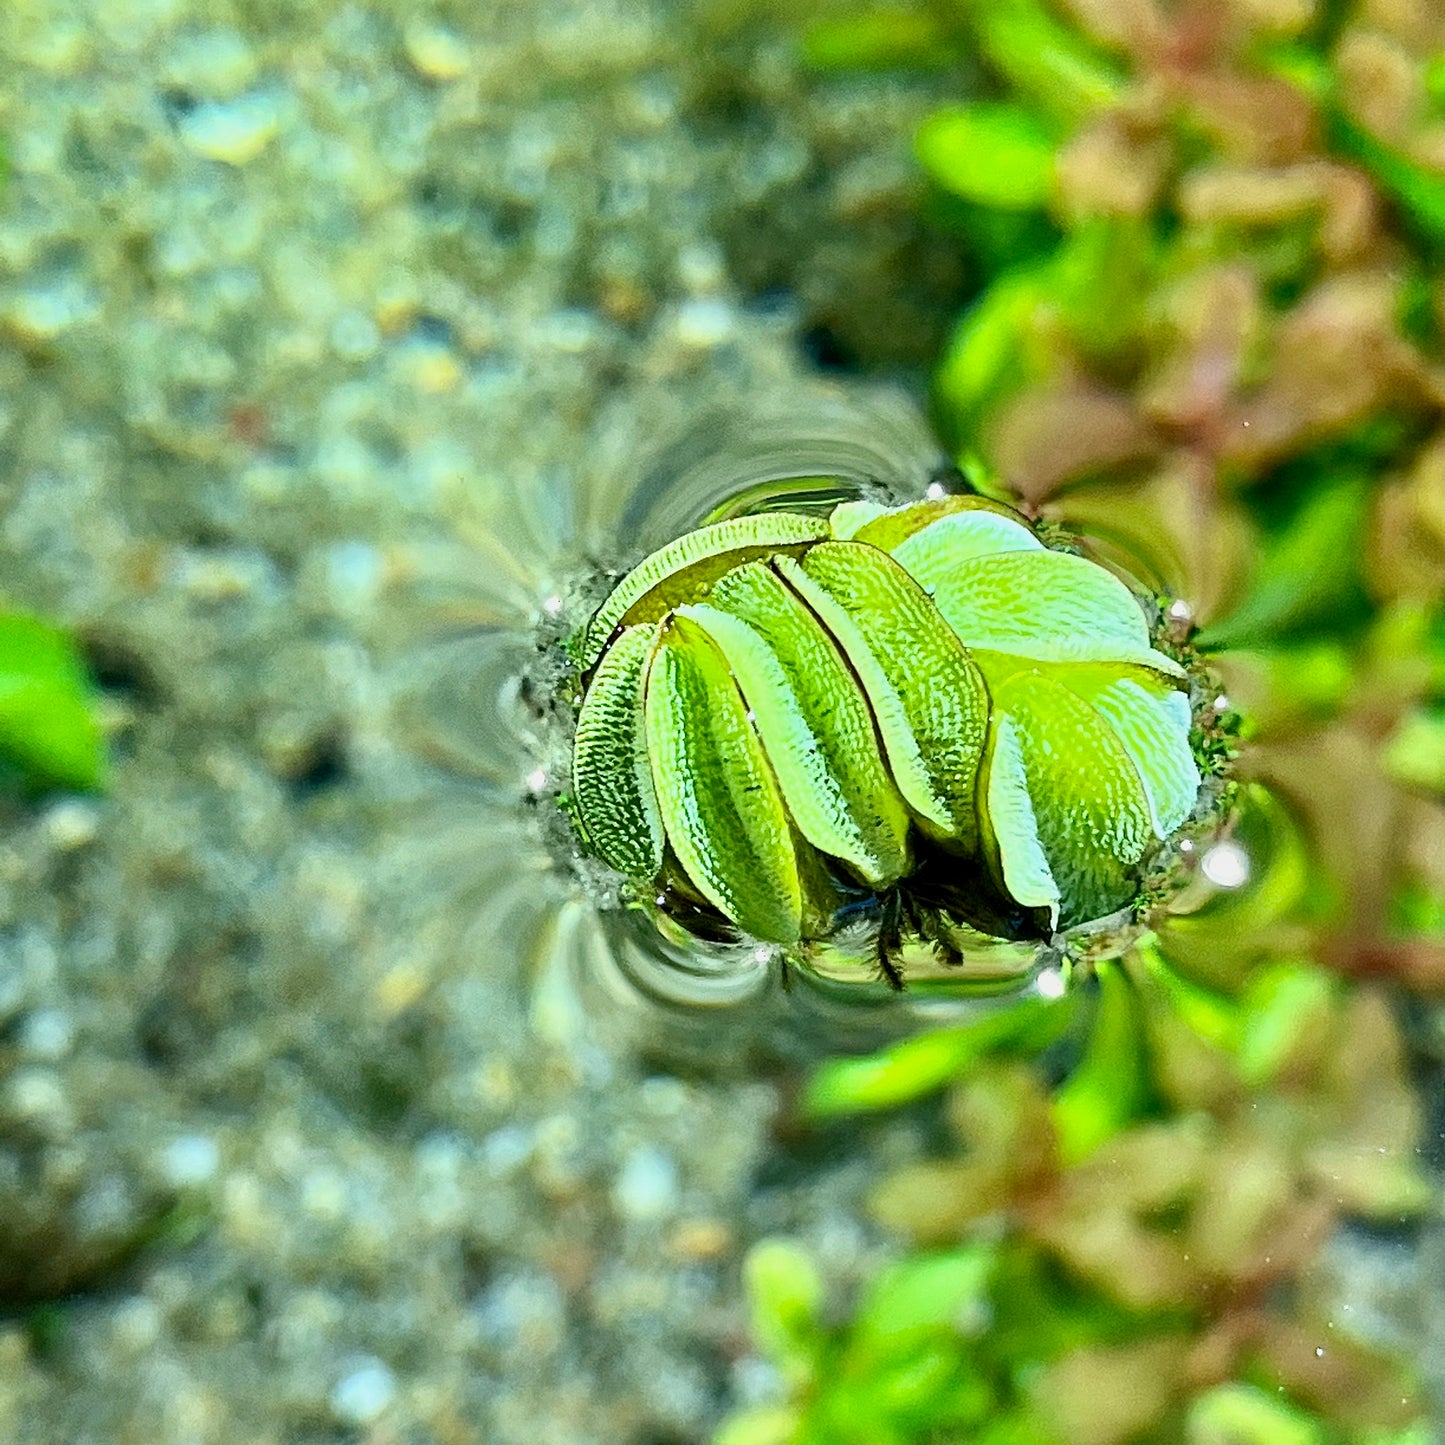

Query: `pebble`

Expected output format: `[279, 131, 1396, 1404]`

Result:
[480, 1124, 535, 1177]
[18, 1009, 74, 1061]
[4, 1068, 73, 1136]
[109, 1297, 164, 1355]
[6, 278, 100, 340]
[322, 540, 384, 611]
[43, 801, 102, 852]
[403, 22, 470, 81]
[163, 30, 258, 97]
[180, 95, 280, 165]
[330, 309, 382, 361]
[330, 1359, 397, 1425]
[668, 1218, 733, 1261]
[613, 1145, 680, 1222]
[674, 297, 736, 348]
[158, 1135, 221, 1190]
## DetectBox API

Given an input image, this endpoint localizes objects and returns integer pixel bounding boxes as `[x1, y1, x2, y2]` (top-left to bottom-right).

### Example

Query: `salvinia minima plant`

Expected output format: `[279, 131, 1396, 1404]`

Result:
[565, 493, 1207, 983]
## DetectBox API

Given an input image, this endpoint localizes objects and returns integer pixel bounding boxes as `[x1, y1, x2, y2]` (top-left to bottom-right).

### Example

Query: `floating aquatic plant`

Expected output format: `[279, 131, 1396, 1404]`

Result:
[565, 491, 1220, 984]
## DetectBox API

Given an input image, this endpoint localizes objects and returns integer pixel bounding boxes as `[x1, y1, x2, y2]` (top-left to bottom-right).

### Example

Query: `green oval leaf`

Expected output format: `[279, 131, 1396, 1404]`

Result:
[644, 615, 803, 944]
[889, 507, 1043, 583]
[985, 670, 1155, 927]
[915, 103, 1058, 210]
[1051, 960, 1152, 1163]
[958, 0, 1123, 124]
[579, 513, 827, 670]
[0, 613, 106, 792]
[780, 542, 989, 848]
[680, 561, 911, 886]
[571, 623, 664, 880]
[927, 548, 1185, 678]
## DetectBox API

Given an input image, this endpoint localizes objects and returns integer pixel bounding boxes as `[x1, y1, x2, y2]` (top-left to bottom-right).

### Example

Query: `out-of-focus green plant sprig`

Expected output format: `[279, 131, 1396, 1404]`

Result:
[0, 611, 107, 793]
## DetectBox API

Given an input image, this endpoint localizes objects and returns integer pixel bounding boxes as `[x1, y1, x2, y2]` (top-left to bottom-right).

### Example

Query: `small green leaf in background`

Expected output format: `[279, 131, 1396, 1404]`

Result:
[1198, 475, 1371, 650]
[1328, 109, 1445, 246]
[1267, 41, 1445, 242]
[822, 1247, 997, 1442]
[743, 1239, 823, 1376]
[0, 612, 106, 792]
[803, 992, 1072, 1117]
[934, 262, 1053, 443]
[1187, 1382, 1324, 1445]
[850, 1245, 993, 1351]
[803, 10, 956, 72]
[1048, 218, 1155, 368]
[915, 103, 1057, 210]
[1382, 708, 1445, 797]
[956, 0, 1122, 123]
[1135, 938, 1239, 1053]
[1052, 959, 1152, 1162]
[1233, 959, 1335, 1087]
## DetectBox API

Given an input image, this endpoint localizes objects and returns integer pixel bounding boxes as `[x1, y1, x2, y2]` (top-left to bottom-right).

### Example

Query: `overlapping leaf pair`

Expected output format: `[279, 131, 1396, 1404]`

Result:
[570, 496, 1199, 952]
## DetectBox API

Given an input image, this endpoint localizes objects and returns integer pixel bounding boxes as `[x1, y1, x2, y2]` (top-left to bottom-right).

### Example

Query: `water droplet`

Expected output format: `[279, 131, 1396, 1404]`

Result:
[1035, 966, 1067, 999]
[1201, 840, 1250, 889]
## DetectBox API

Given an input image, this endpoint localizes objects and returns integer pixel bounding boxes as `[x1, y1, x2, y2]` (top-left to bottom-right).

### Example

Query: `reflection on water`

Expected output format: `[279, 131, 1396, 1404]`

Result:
[395, 391, 1240, 1063]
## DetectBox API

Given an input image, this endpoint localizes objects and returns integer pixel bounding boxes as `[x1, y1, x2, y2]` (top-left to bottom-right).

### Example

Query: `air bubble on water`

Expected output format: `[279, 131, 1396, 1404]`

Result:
[1034, 966, 1067, 1000]
[1166, 598, 1192, 621]
[924, 481, 948, 500]
[525, 767, 549, 794]
[542, 593, 565, 616]
[1201, 840, 1250, 889]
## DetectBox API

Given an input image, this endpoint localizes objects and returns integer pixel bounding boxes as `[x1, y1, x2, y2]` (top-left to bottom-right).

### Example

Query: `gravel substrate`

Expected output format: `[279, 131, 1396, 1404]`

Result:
[0, 4, 956, 1442]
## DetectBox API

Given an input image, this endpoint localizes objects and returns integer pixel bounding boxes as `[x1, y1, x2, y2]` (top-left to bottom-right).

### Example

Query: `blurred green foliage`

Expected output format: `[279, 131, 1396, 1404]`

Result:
[0, 612, 106, 793]
[719, 0, 1445, 1440]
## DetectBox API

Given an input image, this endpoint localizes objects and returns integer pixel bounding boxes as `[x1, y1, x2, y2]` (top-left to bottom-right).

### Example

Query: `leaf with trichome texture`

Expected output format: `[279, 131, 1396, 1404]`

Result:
[644, 615, 804, 944]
